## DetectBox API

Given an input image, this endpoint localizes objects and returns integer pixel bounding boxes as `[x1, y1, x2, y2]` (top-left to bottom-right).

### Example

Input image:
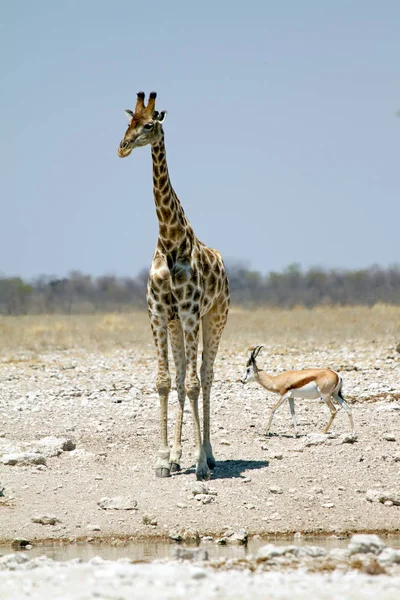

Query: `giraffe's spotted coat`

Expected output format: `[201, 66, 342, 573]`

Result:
[118, 91, 230, 480]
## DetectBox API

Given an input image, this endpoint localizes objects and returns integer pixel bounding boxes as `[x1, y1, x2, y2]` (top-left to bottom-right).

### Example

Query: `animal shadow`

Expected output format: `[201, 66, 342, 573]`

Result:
[211, 459, 269, 480]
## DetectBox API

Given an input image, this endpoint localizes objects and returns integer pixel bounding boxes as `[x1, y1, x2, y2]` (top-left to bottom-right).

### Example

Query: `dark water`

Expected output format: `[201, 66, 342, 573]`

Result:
[2, 535, 400, 563]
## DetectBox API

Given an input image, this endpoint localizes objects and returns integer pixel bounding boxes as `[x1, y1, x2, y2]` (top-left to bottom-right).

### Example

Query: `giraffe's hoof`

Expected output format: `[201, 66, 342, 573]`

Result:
[170, 463, 181, 473]
[155, 467, 171, 478]
[206, 456, 216, 470]
[196, 466, 211, 481]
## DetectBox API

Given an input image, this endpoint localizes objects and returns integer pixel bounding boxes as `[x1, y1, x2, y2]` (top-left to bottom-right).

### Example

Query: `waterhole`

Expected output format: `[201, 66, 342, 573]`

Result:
[2, 535, 400, 563]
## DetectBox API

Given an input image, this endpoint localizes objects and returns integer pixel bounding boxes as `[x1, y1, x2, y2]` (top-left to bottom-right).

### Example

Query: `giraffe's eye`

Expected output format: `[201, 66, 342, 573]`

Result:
[143, 123, 154, 131]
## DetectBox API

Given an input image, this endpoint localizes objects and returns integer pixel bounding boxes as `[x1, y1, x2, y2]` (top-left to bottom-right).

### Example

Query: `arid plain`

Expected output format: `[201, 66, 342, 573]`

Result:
[0, 306, 399, 546]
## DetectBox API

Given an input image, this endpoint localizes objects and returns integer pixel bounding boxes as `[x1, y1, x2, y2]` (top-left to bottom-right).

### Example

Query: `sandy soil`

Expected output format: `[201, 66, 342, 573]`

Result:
[0, 308, 399, 546]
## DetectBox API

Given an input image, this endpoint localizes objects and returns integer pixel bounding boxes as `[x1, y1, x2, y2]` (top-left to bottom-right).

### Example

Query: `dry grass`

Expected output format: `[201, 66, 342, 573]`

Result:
[0, 305, 399, 357]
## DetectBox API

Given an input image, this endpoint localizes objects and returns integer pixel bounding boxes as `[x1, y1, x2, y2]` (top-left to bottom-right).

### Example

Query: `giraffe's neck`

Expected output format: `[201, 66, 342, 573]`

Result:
[151, 132, 193, 253]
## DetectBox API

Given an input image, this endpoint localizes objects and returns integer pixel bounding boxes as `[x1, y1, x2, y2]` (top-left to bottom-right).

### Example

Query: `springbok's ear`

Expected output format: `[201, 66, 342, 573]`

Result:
[125, 109, 134, 121]
[156, 110, 167, 123]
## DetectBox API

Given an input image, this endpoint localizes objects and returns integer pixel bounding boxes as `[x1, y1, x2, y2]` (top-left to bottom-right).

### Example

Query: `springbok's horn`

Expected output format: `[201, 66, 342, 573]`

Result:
[251, 345, 263, 362]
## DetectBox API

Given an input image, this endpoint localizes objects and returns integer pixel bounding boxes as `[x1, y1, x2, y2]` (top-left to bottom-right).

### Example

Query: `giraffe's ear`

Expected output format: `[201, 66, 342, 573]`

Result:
[156, 110, 167, 124]
[125, 109, 134, 121]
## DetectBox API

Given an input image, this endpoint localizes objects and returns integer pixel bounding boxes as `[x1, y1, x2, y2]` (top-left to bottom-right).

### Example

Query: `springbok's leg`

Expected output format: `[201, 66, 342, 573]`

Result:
[266, 392, 291, 436]
[201, 298, 229, 471]
[168, 319, 186, 473]
[332, 391, 355, 432]
[149, 311, 171, 478]
[288, 398, 298, 436]
[322, 396, 337, 434]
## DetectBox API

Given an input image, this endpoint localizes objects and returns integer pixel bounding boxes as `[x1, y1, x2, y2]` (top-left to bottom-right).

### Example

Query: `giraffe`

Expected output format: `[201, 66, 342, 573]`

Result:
[118, 91, 230, 481]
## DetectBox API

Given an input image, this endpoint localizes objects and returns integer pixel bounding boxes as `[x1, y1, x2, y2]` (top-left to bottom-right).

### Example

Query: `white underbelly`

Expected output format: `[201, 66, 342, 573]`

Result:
[289, 382, 321, 399]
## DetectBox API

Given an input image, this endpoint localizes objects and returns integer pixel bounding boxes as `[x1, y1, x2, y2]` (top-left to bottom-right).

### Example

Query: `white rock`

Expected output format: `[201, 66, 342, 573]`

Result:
[192, 483, 209, 496]
[366, 489, 400, 506]
[377, 547, 400, 566]
[270, 512, 282, 521]
[33, 436, 76, 457]
[303, 434, 329, 447]
[97, 496, 138, 510]
[329, 548, 349, 561]
[257, 544, 299, 560]
[348, 534, 386, 555]
[0, 553, 30, 569]
[1, 452, 46, 466]
[173, 547, 209, 561]
[376, 403, 400, 412]
[298, 546, 328, 558]
[227, 529, 248, 544]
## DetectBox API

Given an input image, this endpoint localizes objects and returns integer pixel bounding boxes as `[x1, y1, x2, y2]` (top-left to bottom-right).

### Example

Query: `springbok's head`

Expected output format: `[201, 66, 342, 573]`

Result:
[118, 91, 167, 158]
[240, 345, 263, 384]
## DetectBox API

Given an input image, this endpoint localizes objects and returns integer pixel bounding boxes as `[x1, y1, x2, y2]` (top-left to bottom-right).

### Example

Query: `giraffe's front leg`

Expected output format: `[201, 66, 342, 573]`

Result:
[149, 313, 172, 478]
[168, 319, 186, 473]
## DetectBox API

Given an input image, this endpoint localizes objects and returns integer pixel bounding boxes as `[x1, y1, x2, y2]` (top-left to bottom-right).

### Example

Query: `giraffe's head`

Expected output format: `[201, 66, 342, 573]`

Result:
[118, 91, 167, 158]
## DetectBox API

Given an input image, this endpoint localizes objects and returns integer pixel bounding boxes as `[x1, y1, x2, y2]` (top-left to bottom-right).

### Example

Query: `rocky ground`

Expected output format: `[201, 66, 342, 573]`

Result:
[0, 308, 399, 597]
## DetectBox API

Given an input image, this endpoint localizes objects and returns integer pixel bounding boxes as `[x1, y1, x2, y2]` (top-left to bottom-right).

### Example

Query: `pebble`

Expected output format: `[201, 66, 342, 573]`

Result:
[341, 434, 358, 444]
[270, 512, 282, 520]
[142, 514, 158, 525]
[195, 494, 216, 505]
[31, 515, 61, 526]
[10, 538, 31, 550]
[192, 483, 209, 496]
[168, 527, 200, 543]
[269, 485, 283, 494]
[383, 433, 396, 441]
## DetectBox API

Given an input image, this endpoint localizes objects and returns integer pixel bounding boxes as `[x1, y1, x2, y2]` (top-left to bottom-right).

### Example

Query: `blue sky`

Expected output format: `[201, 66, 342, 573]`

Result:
[1, 1, 399, 279]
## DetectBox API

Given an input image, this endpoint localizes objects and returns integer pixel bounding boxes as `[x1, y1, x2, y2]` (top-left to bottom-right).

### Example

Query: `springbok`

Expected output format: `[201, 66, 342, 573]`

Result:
[241, 346, 354, 436]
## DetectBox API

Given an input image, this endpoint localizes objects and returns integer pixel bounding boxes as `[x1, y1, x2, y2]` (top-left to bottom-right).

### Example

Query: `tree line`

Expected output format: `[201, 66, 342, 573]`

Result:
[0, 263, 399, 314]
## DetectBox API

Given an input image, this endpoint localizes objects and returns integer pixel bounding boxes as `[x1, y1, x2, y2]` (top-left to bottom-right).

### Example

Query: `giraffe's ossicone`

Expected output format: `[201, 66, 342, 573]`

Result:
[118, 91, 230, 481]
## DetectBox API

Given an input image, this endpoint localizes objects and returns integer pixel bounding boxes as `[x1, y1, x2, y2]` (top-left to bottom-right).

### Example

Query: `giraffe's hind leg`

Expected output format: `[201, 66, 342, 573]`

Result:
[201, 298, 229, 471]
[168, 319, 186, 473]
